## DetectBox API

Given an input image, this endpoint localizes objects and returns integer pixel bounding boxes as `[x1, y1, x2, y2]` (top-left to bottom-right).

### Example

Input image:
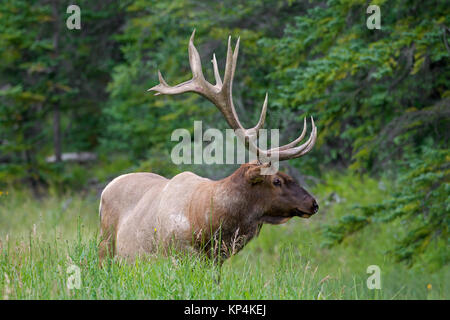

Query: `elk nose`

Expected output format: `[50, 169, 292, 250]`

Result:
[311, 200, 319, 214]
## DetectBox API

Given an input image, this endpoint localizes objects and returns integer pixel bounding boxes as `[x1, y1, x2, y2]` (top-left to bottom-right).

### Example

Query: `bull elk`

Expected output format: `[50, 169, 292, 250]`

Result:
[99, 31, 319, 265]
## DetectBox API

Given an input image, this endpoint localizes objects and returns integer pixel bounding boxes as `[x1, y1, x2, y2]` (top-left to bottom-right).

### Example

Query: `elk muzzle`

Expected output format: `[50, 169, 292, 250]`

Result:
[293, 198, 319, 218]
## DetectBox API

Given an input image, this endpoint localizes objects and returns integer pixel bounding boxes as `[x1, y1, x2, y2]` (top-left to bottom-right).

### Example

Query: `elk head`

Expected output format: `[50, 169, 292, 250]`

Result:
[148, 30, 319, 224]
[241, 162, 319, 225]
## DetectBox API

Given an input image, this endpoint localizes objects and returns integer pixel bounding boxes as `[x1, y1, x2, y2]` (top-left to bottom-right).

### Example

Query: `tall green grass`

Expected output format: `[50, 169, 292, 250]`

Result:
[0, 173, 448, 299]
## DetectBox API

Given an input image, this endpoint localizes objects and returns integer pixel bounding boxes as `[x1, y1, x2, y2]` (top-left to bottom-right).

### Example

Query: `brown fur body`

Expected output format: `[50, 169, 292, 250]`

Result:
[99, 163, 318, 264]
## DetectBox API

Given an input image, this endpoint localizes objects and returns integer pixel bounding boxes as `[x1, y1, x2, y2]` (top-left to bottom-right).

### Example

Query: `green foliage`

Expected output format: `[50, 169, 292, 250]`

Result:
[1, 184, 448, 299]
[259, 0, 449, 171]
[252, 0, 449, 268]
[0, 0, 124, 189]
[323, 147, 449, 268]
[0, 0, 448, 270]
[102, 0, 308, 161]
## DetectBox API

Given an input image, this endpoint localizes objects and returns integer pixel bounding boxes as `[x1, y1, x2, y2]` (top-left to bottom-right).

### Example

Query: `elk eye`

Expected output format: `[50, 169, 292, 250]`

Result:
[273, 178, 282, 186]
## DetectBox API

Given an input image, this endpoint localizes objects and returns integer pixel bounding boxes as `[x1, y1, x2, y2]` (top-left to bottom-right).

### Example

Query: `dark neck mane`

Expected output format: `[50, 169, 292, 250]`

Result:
[192, 164, 264, 260]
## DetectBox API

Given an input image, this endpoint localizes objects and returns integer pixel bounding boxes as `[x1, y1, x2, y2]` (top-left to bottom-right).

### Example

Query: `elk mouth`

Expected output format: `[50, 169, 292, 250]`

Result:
[260, 215, 292, 225]
[260, 208, 315, 225]
[292, 208, 314, 219]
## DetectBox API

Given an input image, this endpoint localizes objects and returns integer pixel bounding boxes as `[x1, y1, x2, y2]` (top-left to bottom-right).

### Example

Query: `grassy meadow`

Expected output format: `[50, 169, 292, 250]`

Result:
[0, 172, 448, 300]
[0, 0, 448, 302]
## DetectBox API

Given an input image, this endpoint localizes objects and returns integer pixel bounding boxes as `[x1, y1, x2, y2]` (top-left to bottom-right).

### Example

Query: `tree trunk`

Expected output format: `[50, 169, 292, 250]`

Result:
[52, 0, 61, 162]
[53, 103, 61, 162]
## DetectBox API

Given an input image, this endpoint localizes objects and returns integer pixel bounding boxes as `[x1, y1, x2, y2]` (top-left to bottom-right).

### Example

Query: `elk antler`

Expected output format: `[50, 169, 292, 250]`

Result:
[148, 30, 317, 161]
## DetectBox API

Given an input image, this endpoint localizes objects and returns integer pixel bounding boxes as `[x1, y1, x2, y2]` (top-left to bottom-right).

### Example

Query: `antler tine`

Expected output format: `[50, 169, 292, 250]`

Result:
[252, 92, 268, 132]
[188, 29, 205, 80]
[275, 117, 317, 160]
[214, 34, 245, 131]
[271, 117, 307, 152]
[148, 31, 318, 163]
[298, 124, 317, 156]
[231, 37, 240, 82]
[148, 29, 215, 96]
[222, 36, 234, 92]
[245, 116, 317, 161]
[211, 53, 222, 88]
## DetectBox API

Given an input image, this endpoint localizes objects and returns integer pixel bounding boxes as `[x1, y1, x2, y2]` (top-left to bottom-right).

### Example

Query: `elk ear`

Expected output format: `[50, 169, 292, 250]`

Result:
[245, 166, 264, 184]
